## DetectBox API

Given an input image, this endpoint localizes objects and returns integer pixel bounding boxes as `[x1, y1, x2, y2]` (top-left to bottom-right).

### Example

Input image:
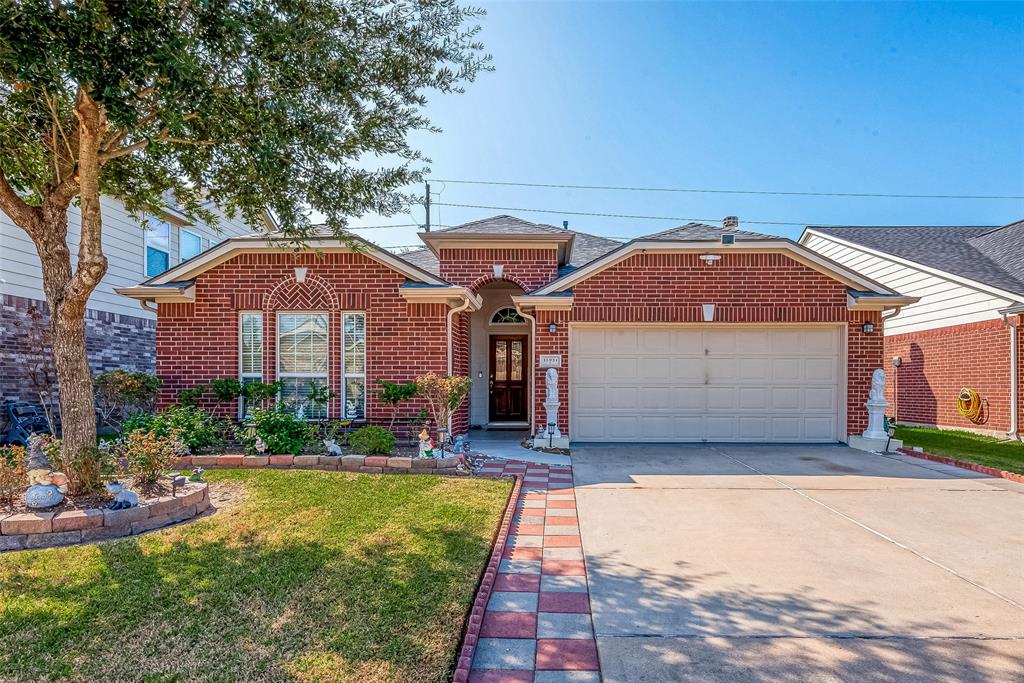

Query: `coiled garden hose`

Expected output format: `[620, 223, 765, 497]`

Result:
[956, 387, 983, 422]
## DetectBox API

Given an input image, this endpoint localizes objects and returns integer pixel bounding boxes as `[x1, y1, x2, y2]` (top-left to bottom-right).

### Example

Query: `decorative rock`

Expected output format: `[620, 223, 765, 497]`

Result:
[364, 456, 388, 468]
[242, 456, 269, 467]
[52, 509, 104, 532]
[2, 512, 54, 535]
[25, 484, 65, 509]
[387, 457, 413, 469]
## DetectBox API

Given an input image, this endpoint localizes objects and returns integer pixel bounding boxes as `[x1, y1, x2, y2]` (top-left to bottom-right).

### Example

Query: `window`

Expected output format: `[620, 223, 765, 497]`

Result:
[342, 313, 366, 420]
[180, 229, 203, 261]
[277, 313, 329, 419]
[491, 307, 525, 324]
[144, 219, 171, 277]
[239, 312, 263, 418]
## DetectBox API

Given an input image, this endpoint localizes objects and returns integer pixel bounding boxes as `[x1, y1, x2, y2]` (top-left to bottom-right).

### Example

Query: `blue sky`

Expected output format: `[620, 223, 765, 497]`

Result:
[351, 1, 1024, 249]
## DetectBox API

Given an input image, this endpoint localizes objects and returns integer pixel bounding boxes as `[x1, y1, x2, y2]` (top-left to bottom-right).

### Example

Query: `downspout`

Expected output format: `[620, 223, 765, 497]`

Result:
[139, 299, 158, 314]
[446, 296, 473, 436]
[1000, 310, 1019, 440]
[514, 302, 538, 437]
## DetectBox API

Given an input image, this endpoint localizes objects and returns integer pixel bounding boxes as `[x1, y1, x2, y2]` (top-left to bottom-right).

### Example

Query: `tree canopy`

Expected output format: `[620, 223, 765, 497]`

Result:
[0, 0, 489, 236]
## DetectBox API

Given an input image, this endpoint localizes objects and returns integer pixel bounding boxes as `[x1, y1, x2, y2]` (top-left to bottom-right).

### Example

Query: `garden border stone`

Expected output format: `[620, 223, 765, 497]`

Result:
[0, 482, 209, 553]
[171, 453, 470, 476]
[898, 447, 1024, 484]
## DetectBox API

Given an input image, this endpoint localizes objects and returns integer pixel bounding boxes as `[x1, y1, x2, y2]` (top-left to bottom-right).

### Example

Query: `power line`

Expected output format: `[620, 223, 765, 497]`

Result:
[429, 178, 1024, 201]
[433, 202, 821, 227]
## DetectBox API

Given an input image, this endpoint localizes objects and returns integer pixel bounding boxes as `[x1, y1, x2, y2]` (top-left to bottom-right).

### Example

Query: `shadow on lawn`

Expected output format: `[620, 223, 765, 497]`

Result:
[584, 552, 1024, 683]
[0, 524, 490, 682]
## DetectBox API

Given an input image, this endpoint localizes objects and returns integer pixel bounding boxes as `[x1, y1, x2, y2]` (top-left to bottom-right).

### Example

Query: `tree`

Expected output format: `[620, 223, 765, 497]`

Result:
[0, 0, 489, 486]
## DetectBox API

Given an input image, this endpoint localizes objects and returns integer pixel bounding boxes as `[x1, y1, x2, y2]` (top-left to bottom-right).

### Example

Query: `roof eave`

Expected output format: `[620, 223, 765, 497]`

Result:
[114, 283, 196, 303]
[417, 231, 575, 265]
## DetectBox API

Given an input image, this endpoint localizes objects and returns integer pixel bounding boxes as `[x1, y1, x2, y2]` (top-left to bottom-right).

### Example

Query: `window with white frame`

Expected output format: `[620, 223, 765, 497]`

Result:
[342, 312, 366, 420]
[180, 229, 203, 261]
[239, 312, 263, 418]
[277, 313, 329, 419]
[144, 219, 171, 277]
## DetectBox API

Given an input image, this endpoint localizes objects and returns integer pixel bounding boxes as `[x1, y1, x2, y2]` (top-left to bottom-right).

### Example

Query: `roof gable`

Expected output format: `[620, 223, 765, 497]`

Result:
[641, 222, 778, 242]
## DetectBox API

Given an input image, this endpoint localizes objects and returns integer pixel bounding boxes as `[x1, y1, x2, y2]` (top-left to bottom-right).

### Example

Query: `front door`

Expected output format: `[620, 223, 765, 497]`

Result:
[490, 335, 529, 422]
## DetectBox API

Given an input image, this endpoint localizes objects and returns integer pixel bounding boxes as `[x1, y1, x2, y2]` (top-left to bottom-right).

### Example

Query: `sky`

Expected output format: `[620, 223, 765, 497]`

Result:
[349, 1, 1024, 250]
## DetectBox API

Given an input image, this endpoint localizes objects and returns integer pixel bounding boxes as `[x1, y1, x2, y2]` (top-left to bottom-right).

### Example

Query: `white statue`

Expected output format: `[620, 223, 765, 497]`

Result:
[862, 368, 889, 440]
[254, 436, 268, 455]
[106, 481, 139, 510]
[323, 438, 342, 456]
[545, 368, 558, 403]
[869, 368, 886, 401]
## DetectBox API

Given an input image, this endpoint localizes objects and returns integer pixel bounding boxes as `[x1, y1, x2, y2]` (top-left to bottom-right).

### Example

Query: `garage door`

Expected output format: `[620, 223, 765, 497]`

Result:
[570, 327, 841, 443]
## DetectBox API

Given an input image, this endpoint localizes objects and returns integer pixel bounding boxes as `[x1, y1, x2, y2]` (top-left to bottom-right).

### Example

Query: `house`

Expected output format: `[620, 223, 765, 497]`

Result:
[0, 197, 264, 410]
[116, 215, 916, 445]
[801, 220, 1023, 438]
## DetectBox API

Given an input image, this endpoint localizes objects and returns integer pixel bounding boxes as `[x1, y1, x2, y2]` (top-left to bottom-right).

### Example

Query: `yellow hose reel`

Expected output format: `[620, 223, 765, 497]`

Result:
[956, 387, 983, 422]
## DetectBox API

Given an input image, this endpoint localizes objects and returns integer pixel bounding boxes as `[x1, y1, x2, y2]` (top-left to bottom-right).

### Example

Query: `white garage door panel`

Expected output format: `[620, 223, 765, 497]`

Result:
[571, 327, 841, 443]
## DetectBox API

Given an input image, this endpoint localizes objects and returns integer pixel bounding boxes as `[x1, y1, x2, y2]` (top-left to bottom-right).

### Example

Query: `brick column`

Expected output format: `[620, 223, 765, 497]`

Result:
[534, 310, 570, 437]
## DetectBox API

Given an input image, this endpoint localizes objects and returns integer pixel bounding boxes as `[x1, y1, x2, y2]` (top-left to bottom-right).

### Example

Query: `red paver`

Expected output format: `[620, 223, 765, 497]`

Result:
[480, 611, 538, 638]
[462, 457, 598, 681]
[538, 592, 592, 613]
[494, 574, 542, 592]
[535, 639, 600, 670]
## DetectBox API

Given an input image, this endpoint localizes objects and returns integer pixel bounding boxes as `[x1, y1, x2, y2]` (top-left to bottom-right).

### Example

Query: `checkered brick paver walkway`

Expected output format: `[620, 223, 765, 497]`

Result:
[469, 458, 600, 682]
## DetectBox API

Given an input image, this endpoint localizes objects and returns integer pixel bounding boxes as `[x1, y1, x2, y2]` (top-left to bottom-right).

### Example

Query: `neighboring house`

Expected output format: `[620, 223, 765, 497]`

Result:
[801, 221, 1024, 438]
[0, 197, 264, 410]
[117, 215, 914, 444]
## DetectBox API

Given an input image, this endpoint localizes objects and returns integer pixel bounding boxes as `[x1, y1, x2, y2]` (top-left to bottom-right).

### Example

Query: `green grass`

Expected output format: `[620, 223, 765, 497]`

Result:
[0, 470, 512, 683]
[895, 425, 1024, 475]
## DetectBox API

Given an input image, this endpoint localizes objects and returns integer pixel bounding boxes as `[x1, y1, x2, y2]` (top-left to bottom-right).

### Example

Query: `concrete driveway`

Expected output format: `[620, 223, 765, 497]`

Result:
[572, 444, 1024, 682]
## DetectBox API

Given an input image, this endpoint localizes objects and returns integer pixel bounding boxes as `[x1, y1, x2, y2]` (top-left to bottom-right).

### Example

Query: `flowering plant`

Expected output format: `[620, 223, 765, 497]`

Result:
[112, 429, 187, 489]
[414, 373, 471, 438]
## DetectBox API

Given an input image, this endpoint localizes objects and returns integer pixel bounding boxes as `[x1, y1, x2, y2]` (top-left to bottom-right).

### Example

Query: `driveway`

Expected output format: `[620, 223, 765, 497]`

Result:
[572, 444, 1024, 682]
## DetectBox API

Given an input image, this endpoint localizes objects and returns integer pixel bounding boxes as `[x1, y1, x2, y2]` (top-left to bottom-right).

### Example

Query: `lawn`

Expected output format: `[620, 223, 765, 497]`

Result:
[0, 470, 512, 683]
[896, 425, 1024, 475]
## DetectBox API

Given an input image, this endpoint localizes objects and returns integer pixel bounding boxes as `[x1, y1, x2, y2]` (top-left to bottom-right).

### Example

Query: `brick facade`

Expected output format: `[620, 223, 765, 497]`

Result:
[155, 252, 449, 424]
[438, 248, 559, 292]
[0, 293, 155, 427]
[885, 317, 1022, 435]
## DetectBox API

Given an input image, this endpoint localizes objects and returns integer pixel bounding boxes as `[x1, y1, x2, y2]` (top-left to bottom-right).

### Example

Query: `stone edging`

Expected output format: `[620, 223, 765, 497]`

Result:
[0, 482, 210, 552]
[898, 448, 1024, 485]
[452, 472, 522, 683]
[173, 453, 467, 475]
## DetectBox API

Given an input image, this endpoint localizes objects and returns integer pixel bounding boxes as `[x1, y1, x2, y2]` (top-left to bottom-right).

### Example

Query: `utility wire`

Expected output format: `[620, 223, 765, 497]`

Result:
[433, 202, 821, 227]
[429, 178, 1024, 201]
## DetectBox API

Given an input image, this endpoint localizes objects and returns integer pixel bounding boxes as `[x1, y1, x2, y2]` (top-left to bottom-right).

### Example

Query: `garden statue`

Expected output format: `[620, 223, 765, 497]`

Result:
[106, 481, 139, 510]
[538, 368, 562, 440]
[254, 436, 267, 455]
[189, 467, 205, 482]
[544, 367, 558, 403]
[862, 368, 890, 440]
[418, 428, 435, 459]
[323, 438, 342, 456]
[24, 434, 68, 509]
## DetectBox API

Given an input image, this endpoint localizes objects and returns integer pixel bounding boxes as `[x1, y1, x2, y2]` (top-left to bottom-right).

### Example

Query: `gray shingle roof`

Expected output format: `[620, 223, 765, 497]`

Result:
[641, 222, 779, 241]
[397, 215, 623, 275]
[811, 222, 1024, 298]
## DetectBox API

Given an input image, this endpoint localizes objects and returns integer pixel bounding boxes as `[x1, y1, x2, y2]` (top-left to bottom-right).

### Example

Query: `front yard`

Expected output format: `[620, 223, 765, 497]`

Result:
[896, 425, 1024, 475]
[0, 469, 512, 682]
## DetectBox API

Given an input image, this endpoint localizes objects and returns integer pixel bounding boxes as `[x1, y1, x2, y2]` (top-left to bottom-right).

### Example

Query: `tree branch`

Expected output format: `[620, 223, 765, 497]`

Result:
[0, 167, 41, 235]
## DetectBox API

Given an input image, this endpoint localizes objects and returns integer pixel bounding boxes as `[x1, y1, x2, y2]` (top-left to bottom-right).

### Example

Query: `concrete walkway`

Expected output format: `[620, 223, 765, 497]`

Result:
[572, 444, 1024, 682]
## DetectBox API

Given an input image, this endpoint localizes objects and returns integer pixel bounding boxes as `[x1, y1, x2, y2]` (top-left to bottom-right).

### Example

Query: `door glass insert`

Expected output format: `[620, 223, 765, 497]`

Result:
[511, 340, 522, 381]
[495, 340, 507, 381]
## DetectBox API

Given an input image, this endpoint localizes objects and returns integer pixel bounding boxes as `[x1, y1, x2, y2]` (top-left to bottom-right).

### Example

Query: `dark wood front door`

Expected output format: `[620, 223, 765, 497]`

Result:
[489, 335, 528, 422]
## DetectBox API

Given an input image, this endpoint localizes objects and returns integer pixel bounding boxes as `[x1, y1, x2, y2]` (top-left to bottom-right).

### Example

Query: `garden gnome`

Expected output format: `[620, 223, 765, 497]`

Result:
[418, 428, 435, 459]
[24, 434, 68, 509]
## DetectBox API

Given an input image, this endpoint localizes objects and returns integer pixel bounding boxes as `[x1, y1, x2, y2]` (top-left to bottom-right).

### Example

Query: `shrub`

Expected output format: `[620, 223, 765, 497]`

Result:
[114, 429, 185, 489]
[0, 445, 27, 506]
[94, 370, 161, 430]
[124, 405, 226, 454]
[176, 384, 208, 407]
[372, 380, 418, 430]
[238, 408, 315, 455]
[208, 377, 244, 403]
[414, 373, 471, 437]
[348, 425, 395, 455]
[47, 438, 109, 495]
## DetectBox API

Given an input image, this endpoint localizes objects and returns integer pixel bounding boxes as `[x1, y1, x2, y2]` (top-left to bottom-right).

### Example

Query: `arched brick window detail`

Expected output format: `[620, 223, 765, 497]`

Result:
[468, 273, 530, 293]
[264, 272, 339, 311]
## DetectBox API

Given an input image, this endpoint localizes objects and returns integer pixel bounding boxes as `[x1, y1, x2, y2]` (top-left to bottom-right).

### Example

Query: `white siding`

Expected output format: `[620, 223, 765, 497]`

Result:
[802, 233, 1017, 335]
[0, 197, 255, 318]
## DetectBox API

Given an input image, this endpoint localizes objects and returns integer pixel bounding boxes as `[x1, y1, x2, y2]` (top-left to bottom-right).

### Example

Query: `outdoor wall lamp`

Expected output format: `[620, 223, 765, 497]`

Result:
[863, 321, 875, 334]
[549, 322, 558, 334]
[702, 304, 715, 322]
[294, 266, 308, 284]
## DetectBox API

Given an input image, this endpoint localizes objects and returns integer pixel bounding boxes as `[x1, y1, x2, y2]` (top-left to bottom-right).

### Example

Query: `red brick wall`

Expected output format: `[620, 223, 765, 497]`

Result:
[885, 318, 1017, 434]
[438, 248, 558, 292]
[541, 252, 882, 438]
[156, 251, 449, 428]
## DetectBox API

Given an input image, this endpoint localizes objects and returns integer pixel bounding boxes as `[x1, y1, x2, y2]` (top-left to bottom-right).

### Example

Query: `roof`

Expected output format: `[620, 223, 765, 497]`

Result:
[807, 221, 1024, 298]
[641, 222, 778, 242]
[402, 215, 622, 275]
